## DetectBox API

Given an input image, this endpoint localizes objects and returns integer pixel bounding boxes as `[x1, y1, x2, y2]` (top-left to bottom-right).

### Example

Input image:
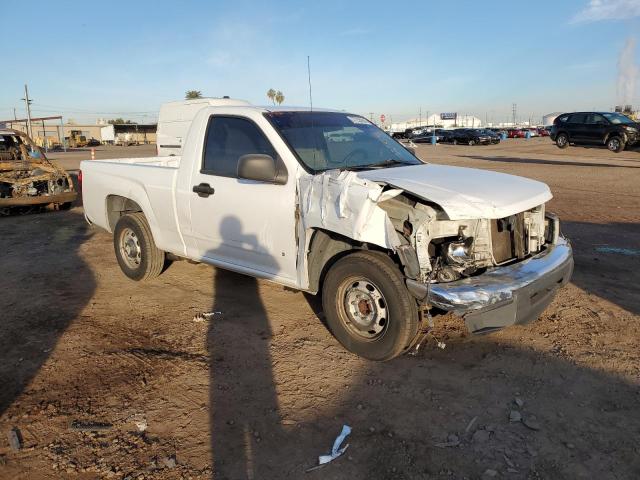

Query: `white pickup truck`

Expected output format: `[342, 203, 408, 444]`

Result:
[81, 104, 573, 360]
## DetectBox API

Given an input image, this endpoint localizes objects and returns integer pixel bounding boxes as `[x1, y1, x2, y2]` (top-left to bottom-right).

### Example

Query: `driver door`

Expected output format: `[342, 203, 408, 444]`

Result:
[185, 115, 298, 284]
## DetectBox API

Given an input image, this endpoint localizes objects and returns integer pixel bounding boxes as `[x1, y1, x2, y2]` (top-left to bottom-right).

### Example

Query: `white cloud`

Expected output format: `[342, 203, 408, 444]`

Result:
[571, 0, 640, 23]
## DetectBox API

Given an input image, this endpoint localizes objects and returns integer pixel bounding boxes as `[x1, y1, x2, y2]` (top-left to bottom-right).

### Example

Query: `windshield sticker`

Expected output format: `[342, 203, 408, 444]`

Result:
[347, 116, 369, 125]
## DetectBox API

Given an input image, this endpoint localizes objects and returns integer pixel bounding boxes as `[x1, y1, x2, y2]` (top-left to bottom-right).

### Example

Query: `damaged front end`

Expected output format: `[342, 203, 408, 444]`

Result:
[299, 168, 573, 336]
[0, 129, 76, 214]
[378, 192, 573, 334]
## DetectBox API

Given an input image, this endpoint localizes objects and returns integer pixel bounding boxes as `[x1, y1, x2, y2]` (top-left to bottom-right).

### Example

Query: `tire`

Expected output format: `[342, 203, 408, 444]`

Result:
[58, 202, 73, 210]
[468, 140, 475, 146]
[556, 133, 569, 149]
[113, 212, 165, 281]
[322, 251, 419, 361]
[606, 136, 625, 153]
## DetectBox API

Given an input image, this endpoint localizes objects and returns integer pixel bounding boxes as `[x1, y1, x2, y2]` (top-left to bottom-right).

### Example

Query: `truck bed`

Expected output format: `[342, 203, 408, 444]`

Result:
[81, 156, 183, 254]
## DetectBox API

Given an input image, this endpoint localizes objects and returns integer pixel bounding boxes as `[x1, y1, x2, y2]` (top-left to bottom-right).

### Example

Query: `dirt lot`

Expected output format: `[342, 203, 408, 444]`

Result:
[1, 139, 639, 479]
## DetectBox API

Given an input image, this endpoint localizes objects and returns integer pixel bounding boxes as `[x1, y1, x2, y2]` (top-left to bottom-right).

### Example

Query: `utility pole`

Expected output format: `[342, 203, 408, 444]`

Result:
[369, 112, 374, 122]
[512, 103, 517, 127]
[419, 107, 422, 126]
[22, 84, 33, 138]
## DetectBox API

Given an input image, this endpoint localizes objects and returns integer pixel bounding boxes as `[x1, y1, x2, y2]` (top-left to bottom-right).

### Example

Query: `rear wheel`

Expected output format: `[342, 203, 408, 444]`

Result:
[322, 251, 419, 361]
[606, 136, 625, 153]
[556, 133, 569, 149]
[113, 212, 165, 281]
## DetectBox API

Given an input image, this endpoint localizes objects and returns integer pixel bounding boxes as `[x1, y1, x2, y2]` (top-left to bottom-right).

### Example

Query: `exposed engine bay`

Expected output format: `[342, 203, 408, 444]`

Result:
[379, 192, 548, 283]
[0, 129, 76, 214]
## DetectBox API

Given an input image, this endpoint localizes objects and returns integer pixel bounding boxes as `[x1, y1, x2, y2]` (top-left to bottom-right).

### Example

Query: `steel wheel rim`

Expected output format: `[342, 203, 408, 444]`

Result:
[608, 138, 620, 151]
[338, 277, 389, 340]
[120, 227, 142, 269]
[557, 135, 567, 147]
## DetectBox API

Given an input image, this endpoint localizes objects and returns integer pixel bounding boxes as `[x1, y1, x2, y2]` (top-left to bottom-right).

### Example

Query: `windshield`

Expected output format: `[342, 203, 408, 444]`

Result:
[602, 112, 636, 125]
[266, 111, 422, 172]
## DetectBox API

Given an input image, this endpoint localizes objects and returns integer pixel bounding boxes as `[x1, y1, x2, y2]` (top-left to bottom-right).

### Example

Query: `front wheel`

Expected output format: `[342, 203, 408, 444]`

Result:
[113, 212, 165, 281]
[556, 133, 569, 149]
[606, 136, 625, 153]
[468, 139, 475, 146]
[322, 251, 419, 361]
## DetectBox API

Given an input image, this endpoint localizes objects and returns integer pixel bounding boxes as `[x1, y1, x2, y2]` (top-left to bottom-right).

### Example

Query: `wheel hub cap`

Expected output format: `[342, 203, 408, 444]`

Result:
[343, 279, 388, 339]
[120, 228, 141, 268]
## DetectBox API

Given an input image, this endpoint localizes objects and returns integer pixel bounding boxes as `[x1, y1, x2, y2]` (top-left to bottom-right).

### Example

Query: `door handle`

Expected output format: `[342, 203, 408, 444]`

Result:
[192, 183, 215, 198]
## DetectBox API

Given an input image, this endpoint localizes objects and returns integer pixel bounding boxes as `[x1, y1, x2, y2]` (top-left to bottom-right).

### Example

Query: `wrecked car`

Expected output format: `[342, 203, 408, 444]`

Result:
[0, 128, 76, 214]
[81, 104, 573, 361]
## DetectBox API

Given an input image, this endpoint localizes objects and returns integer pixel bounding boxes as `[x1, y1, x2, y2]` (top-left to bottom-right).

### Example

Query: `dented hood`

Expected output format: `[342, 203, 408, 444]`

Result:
[358, 164, 552, 220]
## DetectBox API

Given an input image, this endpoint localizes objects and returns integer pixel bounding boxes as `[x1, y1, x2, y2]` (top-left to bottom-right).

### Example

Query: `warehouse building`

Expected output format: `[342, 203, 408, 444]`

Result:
[387, 113, 483, 133]
[2, 118, 156, 147]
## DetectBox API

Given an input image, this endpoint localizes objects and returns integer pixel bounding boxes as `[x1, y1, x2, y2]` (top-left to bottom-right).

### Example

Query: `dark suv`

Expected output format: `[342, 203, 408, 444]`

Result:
[550, 112, 639, 153]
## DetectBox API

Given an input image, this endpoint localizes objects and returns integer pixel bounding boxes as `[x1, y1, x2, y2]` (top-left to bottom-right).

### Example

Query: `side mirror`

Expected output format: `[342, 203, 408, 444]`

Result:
[237, 154, 287, 185]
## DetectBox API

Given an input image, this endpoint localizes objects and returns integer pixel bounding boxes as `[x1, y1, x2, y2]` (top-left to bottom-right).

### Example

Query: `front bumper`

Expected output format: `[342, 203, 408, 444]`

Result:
[406, 236, 574, 333]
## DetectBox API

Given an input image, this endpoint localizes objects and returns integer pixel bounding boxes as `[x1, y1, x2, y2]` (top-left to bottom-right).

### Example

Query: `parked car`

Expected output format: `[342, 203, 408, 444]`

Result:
[87, 138, 101, 147]
[437, 130, 456, 143]
[526, 128, 539, 137]
[405, 126, 433, 139]
[537, 127, 550, 137]
[550, 111, 639, 153]
[81, 104, 572, 361]
[412, 129, 443, 143]
[507, 128, 526, 138]
[476, 129, 501, 144]
[450, 129, 493, 145]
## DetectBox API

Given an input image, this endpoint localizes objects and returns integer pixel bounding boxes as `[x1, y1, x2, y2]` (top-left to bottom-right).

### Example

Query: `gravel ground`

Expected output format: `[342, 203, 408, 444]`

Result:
[0, 139, 638, 479]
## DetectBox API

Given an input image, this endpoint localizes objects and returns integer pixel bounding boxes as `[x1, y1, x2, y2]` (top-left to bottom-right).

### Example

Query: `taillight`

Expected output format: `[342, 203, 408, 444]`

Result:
[78, 169, 82, 184]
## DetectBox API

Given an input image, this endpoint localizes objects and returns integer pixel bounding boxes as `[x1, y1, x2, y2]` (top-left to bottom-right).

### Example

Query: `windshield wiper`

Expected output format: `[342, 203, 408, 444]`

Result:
[344, 159, 415, 171]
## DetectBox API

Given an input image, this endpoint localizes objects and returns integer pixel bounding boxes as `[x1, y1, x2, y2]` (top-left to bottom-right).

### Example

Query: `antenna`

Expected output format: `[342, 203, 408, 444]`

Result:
[307, 55, 313, 112]
[307, 55, 317, 166]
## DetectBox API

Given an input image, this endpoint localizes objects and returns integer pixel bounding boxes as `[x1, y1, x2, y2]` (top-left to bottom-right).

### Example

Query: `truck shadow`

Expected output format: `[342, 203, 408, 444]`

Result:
[0, 210, 95, 416]
[206, 216, 286, 479]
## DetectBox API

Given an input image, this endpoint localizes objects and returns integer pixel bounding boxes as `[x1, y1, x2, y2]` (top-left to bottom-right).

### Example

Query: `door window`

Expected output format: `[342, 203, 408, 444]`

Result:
[202, 116, 276, 177]
[568, 113, 586, 124]
[585, 114, 606, 125]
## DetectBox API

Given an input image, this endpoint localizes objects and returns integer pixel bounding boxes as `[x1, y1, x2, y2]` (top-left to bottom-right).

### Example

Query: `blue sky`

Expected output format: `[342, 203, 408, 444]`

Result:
[2, 0, 639, 124]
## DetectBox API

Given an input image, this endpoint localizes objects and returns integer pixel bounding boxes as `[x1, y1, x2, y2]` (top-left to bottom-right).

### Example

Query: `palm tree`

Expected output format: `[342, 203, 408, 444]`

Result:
[266, 88, 276, 105]
[185, 90, 203, 99]
[275, 90, 285, 105]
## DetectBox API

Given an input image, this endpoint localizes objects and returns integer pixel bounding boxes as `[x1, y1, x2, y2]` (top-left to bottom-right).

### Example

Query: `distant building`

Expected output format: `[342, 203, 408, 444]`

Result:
[387, 113, 482, 132]
[4, 120, 156, 145]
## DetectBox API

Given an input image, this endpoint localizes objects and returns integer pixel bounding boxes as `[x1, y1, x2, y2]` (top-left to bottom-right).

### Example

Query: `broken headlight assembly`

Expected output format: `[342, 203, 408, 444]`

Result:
[445, 237, 474, 265]
[436, 236, 479, 283]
